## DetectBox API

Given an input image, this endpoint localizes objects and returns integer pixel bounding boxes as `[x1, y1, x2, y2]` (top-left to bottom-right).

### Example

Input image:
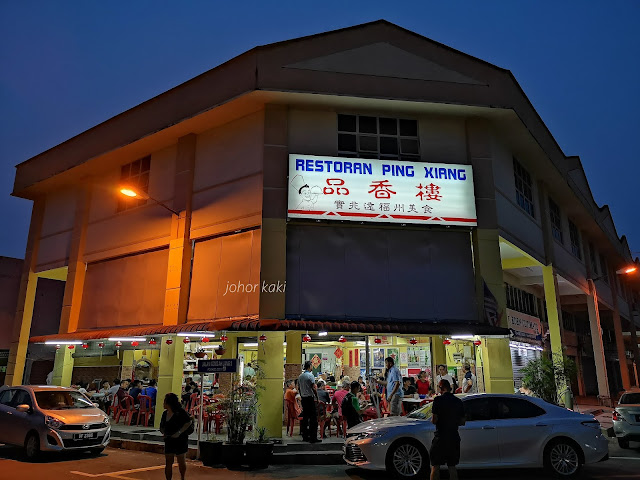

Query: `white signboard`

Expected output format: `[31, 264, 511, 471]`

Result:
[288, 154, 477, 226]
[506, 308, 543, 346]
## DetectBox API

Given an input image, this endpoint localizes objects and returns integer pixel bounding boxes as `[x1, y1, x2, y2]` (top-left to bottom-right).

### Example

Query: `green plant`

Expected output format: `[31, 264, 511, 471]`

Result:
[520, 354, 577, 406]
[221, 359, 265, 444]
[256, 426, 269, 443]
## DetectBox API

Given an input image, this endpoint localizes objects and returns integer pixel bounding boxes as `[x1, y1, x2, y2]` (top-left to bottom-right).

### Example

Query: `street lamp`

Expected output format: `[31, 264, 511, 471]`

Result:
[118, 185, 180, 216]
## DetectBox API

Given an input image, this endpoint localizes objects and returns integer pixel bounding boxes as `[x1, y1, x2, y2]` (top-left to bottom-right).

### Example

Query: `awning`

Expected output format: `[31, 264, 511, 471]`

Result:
[30, 317, 507, 343]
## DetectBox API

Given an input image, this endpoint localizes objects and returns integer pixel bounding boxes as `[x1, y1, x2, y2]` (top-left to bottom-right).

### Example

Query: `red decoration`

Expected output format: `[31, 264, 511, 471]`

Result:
[374, 337, 382, 344]
[115, 341, 122, 348]
[201, 337, 210, 343]
[131, 341, 139, 347]
[473, 340, 482, 346]
[68, 345, 75, 350]
[409, 337, 418, 345]
[98, 342, 104, 348]
[338, 335, 347, 343]
[349, 350, 353, 367]
[443, 339, 451, 345]
[148, 338, 157, 345]
[166, 339, 173, 345]
[55, 344, 61, 350]
[334, 348, 343, 359]
[259, 334, 267, 343]
[220, 334, 228, 343]
[302, 334, 311, 342]
[82, 343, 89, 349]
[183, 337, 190, 344]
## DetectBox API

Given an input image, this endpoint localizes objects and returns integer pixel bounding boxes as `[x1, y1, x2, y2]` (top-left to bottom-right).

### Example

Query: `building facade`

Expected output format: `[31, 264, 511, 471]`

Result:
[6, 21, 639, 436]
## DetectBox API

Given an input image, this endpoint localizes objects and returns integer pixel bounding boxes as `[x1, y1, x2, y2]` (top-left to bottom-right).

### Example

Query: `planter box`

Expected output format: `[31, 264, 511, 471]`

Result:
[221, 442, 245, 468]
[199, 440, 223, 467]
[245, 441, 274, 469]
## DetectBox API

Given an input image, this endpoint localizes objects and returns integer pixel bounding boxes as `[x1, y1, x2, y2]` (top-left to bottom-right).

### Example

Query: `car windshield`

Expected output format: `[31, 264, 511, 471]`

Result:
[620, 393, 640, 405]
[35, 390, 94, 410]
[407, 402, 434, 420]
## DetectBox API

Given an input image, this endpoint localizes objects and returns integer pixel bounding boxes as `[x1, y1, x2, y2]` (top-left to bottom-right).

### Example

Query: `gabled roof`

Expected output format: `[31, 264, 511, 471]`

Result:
[12, 19, 636, 263]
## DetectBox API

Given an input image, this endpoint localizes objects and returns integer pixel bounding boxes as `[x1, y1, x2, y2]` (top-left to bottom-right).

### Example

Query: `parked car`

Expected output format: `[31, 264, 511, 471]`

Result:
[0, 385, 111, 459]
[612, 388, 640, 449]
[344, 393, 608, 479]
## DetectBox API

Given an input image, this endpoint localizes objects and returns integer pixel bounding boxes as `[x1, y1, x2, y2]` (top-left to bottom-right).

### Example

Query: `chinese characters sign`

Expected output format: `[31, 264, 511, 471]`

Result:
[288, 155, 477, 226]
[506, 309, 543, 346]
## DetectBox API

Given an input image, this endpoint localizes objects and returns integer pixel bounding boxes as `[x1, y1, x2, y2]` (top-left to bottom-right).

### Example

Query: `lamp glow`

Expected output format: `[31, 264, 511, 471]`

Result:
[119, 188, 138, 197]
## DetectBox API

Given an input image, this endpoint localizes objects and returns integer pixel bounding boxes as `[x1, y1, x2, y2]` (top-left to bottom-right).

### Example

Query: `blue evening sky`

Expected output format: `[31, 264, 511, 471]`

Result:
[1, 1, 638, 259]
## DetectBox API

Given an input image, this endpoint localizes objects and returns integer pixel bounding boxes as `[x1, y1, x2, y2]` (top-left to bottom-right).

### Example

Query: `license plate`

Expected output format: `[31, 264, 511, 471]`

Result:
[74, 432, 97, 440]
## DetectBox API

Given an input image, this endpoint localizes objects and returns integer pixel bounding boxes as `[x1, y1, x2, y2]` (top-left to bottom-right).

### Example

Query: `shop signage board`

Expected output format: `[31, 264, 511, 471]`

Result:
[288, 154, 477, 226]
[197, 359, 237, 373]
[506, 308, 543, 346]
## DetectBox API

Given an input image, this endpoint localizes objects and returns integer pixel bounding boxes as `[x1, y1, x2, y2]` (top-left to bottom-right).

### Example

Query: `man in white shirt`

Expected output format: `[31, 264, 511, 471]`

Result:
[435, 365, 455, 392]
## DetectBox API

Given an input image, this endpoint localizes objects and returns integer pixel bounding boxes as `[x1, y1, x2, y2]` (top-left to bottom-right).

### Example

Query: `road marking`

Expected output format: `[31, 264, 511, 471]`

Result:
[71, 464, 171, 478]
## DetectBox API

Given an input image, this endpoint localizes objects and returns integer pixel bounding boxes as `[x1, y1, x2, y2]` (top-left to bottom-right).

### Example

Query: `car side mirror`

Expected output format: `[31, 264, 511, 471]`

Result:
[16, 404, 31, 413]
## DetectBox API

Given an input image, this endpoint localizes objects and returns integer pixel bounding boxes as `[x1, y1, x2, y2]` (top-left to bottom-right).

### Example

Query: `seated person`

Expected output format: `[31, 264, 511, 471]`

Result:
[341, 381, 363, 429]
[416, 371, 430, 396]
[316, 380, 331, 404]
[141, 379, 158, 406]
[403, 377, 417, 396]
[181, 384, 192, 409]
[129, 380, 143, 404]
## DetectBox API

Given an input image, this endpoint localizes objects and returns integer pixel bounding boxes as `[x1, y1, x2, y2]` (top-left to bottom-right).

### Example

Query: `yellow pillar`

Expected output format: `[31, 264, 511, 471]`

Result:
[542, 265, 570, 405]
[51, 346, 75, 387]
[155, 337, 185, 428]
[121, 350, 135, 381]
[431, 336, 447, 387]
[257, 331, 285, 439]
[479, 337, 513, 393]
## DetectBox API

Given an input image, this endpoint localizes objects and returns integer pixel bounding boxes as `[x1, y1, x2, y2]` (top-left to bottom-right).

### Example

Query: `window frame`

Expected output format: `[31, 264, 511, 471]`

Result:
[494, 397, 546, 420]
[463, 397, 496, 422]
[599, 254, 609, 284]
[548, 197, 563, 244]
[117, 156, 151, 212]
[513, 158, 535, 218]
[568, 220, 582, 260]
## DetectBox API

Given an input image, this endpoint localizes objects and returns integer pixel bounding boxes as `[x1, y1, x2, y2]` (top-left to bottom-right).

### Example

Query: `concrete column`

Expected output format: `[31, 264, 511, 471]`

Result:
[629, 296, 640, 386]
[479, 338, 513, 393]
[285, 331, 302, 381]
[155, 336, 185, 428]
[257, 331, 285, 439]
[58, 184, 91, 334]
[51, 346, 75, 387]
[6, 200, 45, 386]
[586, 280, 611, 406]
[431, 336, 447, 387]
[609, 271, 631, 391]
[163, 134, 196, 326]
[542, 265, 570, 405]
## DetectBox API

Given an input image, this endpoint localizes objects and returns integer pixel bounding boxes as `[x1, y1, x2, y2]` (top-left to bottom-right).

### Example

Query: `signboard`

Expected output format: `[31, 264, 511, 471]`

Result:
[288, 154, 476, 226]
[506, 308, 543, 346]
[197, 359, 238, 373]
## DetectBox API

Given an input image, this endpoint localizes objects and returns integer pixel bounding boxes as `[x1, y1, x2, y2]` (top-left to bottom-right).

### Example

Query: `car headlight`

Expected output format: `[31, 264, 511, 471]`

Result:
[352, 431, 385, 441]
[103, 416, 110, 426]
[45, 415, 64, 429]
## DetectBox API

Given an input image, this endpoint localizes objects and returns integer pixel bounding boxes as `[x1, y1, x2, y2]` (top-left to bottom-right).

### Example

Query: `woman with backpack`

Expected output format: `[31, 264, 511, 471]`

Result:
[160, 393, 193, 480]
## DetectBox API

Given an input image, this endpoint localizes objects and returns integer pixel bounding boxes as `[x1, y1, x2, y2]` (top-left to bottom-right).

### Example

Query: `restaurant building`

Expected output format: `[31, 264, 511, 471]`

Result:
[6, 20, 639, 436]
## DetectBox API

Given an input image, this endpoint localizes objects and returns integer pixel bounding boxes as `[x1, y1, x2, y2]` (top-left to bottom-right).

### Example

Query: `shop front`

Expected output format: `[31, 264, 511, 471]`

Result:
[506, 308, 544, 391]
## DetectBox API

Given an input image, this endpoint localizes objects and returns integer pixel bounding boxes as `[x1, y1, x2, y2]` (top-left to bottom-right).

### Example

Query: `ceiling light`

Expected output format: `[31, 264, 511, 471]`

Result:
[318, 331, 328, 336]
[108, 337, 146, 342]
[45, 340, 83, 345]
[243, 343, 258, 347]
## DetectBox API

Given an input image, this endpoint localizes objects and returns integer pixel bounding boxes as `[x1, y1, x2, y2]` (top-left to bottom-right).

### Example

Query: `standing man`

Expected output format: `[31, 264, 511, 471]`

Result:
[430, 379, 465, 480]
[298, 361, 321, 443]
[462, 364, 476, 393]
[376, 357, 403, 416]
[435, 365, 455, 392]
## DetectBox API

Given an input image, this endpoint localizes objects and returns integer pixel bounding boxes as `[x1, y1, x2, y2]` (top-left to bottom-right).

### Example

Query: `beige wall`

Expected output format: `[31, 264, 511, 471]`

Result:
[418, 115, 467, 163]
[288, 109, 336, 155]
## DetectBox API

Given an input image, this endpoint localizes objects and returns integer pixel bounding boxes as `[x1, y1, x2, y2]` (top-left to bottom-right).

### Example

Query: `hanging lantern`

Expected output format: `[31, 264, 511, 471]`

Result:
[148, 338, 157, 345]
[131, 341, 139, 347]
[473, 340, 482, 346]
[183, 337, 190, 344]
[68, 345, 75, 350]
[259, 334, 267, 343]
[98, 342, 104, 349]
[220, 333, 228, 343]
[201, 337, 210, 344]
[302, 334, 311, 342]
[409, 337, 418, 345]
[115, 341, 122, 348]
[374, 337, 382, 344]
[82, 343, 89, 349]
[166, 339, 173, 346]
[443, 339, 451, 345]
[338, 335, 347, 343]
[55, 344, 61, 350]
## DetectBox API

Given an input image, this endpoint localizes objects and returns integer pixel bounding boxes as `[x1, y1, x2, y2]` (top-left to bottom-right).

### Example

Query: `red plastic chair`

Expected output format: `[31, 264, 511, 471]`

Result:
[137, 395, 154, 427]
[107, 395, 119, 419]
[114, 395, 135, 425]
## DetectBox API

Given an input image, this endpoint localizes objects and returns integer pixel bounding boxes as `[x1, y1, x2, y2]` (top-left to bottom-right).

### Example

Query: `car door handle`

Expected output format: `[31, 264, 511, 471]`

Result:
[482, 426, 495, 429]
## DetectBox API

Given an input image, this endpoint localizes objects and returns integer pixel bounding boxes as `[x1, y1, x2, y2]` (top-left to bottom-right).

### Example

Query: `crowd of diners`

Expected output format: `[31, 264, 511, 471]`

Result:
[72, 378, 158, 416]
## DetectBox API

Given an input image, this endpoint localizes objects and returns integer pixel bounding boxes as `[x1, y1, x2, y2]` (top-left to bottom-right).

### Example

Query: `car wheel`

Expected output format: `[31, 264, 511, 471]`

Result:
[386, 439, 429, 479]
[24, 432, 40, 461]
[89, 447, 105, 456]
[544, 438, 582, 478]
[617, 438, 630, 449]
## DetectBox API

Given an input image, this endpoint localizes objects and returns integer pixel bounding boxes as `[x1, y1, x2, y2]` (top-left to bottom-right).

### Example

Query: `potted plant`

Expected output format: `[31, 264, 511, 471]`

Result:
[199, 429, 223, 467]
[245, 426, 274, 469]
[194, 348, 206, 359]
[215, 346, 226, 356]
[520, 353, 577, 408]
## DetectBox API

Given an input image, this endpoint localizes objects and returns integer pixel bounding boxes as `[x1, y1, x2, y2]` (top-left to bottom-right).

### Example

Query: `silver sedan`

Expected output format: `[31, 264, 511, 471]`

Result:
[0, 385, 111, 459]
[612, 388, 640, 449]
[344, 393, 608, 479]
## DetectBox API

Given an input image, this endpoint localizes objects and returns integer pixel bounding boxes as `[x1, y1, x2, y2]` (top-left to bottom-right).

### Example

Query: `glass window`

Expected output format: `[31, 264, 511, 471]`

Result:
[588, 243, 599, 275]
[495, 397, 545, 419]
[407, 401, 434, 419]
[548, 198, 563, 243]
[35, 390, 95, 410]
[464, 397, 494, 421]
[599, 255, 609, 284]
[505, 283, 539, 317]
[619, 393, 640, 405]
[568, 221, 582, 260]
[117, 156, 151, 212]
[513, 158, 535, 218]
[0, 389, 16, 406]
[337, 114, 419, 161]
[10, 389, 32, 408]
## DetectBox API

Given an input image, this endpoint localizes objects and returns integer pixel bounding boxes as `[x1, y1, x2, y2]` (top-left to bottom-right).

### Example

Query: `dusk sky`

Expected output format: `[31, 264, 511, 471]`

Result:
[1, 1, 638, 260]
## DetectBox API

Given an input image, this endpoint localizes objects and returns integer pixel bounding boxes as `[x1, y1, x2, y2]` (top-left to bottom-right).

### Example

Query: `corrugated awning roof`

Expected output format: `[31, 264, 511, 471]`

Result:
[29, 318, 507, 343]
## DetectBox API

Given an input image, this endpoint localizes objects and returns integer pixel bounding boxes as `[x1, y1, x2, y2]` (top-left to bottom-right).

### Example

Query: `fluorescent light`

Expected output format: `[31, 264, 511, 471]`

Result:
[509, 342, 543, 351]
[200, 345, 221, 349]
[108, 337, 146, 342]
[451, 335, 474, 340]
[45, 341, 83, 345]
[177, 332, 214, 337]
[243, 343, 258, 347]
[355, 341, 366, 346]
[318, 331, 328, 337]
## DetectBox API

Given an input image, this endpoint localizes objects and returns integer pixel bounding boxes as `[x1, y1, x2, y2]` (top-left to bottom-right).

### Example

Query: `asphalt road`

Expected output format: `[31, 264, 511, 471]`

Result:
[0, 439, 638, 480]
